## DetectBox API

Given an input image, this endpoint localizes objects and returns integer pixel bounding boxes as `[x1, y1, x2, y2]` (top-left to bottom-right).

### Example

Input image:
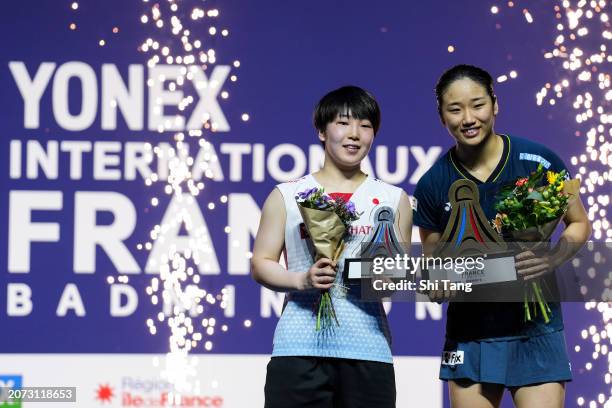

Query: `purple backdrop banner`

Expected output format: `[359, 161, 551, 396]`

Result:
[1, 1, 609, 407]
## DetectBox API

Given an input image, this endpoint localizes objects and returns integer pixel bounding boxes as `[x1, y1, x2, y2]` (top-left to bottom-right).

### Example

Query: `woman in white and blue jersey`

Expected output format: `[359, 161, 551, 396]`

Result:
[252, 86, 413, 408]
[413, 65, 591, 408]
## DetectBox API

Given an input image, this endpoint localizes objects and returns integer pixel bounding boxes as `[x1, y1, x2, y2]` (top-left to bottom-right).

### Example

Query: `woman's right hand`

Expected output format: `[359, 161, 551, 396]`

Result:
[426, 286, 455, 304]
[298, 258, 337, 290]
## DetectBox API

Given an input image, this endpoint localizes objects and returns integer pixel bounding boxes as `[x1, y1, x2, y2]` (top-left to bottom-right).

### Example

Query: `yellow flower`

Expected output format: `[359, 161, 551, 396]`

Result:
[556, 181, 564, 192]
[547, 171, 559, 185]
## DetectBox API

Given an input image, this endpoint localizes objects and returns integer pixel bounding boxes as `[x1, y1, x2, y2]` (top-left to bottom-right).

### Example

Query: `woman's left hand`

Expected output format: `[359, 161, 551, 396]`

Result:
[515, 250, 554, 281]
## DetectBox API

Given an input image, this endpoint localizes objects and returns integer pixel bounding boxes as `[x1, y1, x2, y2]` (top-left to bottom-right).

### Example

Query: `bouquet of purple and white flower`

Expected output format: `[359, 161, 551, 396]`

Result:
[296, 187, 360, 331]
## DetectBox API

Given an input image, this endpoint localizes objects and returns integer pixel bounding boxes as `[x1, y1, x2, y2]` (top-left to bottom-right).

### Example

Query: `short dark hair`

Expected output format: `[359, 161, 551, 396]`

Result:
[435, 64, 496, 116]
[313, 86, 381, 135]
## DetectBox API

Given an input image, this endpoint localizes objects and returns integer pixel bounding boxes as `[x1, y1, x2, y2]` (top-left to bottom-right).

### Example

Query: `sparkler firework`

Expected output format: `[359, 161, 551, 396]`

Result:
[136, 0, 246, 398]
[490, 2, 611, 406]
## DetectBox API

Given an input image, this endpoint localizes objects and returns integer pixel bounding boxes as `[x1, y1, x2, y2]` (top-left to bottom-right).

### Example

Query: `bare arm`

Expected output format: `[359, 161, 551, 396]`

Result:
[553, 192, 592, 264]
[250, 188, 337, 292]
[419, 228, 441, 256]
[419, 228, 454, 301]
[394, 191, 413, 245]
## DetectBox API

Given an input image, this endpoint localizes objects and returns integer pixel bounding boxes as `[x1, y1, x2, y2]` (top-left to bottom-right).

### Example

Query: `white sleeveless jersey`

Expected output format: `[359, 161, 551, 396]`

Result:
[272, 174, 403, 363]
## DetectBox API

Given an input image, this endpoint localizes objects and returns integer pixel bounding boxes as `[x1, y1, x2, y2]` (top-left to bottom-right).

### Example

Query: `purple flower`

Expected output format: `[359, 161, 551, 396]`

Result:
[345, 201, 356, 214]
[296, 187, 318, 200]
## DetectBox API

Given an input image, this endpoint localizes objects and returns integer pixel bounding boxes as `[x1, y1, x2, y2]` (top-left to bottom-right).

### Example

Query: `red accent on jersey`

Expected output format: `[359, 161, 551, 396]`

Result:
[329, 192, 353, 202]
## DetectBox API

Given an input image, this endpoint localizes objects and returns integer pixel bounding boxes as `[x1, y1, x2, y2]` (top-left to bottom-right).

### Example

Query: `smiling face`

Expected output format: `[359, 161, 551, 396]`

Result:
[439, 77, 498, 147]
[318, 110, 374, 169]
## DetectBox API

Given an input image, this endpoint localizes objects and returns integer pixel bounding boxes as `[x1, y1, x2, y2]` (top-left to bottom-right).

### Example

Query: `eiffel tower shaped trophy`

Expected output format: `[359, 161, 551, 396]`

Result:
[424, 179, 517, 287]
[343, 205, 409, 282]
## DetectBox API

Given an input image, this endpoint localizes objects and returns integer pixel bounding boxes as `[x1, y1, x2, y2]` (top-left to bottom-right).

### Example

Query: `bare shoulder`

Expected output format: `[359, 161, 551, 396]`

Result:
[398, 190, 412, 208]
[258, 187, 287, 232]
[253, 188, 287, 257]
[263, 187, 286, 215]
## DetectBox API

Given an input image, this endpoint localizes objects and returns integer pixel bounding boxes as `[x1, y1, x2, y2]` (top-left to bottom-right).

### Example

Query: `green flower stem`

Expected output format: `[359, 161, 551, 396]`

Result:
[316, 294, 324, 331]
[524, 291, 531, 322]
[316, 292, 337, 331]
[535, 283, 552, 314]
[532, 281, 550, 324]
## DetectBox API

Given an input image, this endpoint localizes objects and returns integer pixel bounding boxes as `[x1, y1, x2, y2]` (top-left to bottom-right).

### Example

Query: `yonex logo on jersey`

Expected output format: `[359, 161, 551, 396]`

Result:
[441, 351, 464, 366]
[519, 153, 551, 169]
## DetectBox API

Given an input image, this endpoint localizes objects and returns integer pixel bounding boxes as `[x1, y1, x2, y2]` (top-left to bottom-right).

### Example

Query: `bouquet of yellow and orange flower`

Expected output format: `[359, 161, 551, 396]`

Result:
[492, 164, 579, 322]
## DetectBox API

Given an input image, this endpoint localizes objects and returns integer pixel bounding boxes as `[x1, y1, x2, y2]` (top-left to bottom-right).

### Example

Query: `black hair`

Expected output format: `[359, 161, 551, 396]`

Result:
[435, 64, 496, 116]
[313, 85, 381, 135]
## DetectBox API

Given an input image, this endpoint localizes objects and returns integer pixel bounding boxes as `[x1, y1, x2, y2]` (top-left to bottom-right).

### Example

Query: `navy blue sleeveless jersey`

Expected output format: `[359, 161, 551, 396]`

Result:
[413, 134, 568, 341]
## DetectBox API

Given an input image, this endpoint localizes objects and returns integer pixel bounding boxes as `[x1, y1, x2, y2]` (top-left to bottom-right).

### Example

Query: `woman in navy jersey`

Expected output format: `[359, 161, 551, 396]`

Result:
[413, 65, 591, 408]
